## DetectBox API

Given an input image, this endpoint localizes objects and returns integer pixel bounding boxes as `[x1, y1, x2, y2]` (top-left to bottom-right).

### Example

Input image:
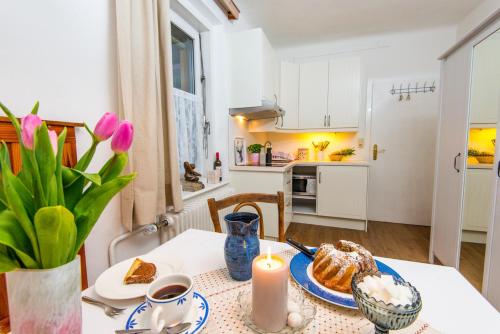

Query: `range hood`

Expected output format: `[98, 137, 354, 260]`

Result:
[229, 99, 285, 120]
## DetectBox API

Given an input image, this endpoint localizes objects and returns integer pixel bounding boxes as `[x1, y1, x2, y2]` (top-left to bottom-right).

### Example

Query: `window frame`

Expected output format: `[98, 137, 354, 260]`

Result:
[170, 11, 201, 99]
[170, 10, 210, 173]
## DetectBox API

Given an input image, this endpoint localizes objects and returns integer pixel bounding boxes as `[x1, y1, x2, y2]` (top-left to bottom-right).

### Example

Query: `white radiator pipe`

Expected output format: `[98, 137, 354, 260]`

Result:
[108, 214, 174, 266]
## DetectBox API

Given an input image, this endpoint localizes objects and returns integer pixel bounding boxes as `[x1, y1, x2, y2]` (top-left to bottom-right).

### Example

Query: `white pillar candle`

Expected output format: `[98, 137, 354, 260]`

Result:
[252, 247, 288, 332]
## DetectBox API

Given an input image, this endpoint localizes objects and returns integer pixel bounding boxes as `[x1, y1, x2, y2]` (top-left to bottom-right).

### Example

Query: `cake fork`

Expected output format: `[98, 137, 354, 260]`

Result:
[82, 296, 126, 317]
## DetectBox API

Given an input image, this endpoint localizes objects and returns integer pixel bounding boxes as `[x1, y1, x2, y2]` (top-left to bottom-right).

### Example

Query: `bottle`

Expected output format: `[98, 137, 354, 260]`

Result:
[266, 147, 272, 166]
[214, 152, 222, 182]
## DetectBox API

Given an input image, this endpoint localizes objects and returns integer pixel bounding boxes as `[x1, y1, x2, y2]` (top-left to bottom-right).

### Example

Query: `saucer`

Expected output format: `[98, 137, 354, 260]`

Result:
[95, 256, 182, 300]
[125, 291, 209, 333]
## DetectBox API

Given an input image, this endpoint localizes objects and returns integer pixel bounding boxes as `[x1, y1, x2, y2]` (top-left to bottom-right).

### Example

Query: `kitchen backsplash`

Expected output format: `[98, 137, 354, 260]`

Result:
[258, 132, 365, 161]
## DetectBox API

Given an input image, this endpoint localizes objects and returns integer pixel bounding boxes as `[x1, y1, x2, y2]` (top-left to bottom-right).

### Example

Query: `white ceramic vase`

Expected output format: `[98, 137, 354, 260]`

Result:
[6, 256, 82, 334]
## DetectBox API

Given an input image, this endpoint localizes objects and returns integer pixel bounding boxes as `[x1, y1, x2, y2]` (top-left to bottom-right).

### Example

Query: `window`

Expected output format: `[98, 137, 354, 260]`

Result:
[170, 21, 205, 174]
[171, 24, 195, 94]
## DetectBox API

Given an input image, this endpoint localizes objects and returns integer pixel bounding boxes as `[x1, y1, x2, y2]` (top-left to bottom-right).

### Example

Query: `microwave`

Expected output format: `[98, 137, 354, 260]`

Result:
[292, 175, 316, 195]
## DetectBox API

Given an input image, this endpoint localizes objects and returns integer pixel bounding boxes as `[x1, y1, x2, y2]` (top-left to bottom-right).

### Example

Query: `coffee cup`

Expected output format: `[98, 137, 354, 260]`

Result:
[146, 274, 193, 334]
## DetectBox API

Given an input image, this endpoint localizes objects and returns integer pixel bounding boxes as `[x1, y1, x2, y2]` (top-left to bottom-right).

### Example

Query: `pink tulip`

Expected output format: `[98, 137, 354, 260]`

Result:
[48, 130, 58, 155]
[111, 121, 133, 153]
[21, 114, 42, 149]
[94, 112, 118, 141]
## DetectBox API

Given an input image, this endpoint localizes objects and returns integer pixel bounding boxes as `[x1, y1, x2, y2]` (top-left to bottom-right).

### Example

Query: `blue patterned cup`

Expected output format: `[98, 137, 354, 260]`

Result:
[147, 274, 193, 333]
[224, 212, 260, 281]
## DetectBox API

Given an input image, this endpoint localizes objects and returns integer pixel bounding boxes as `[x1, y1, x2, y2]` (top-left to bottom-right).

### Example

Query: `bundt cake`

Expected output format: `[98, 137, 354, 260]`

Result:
[312, 240, 377, 293]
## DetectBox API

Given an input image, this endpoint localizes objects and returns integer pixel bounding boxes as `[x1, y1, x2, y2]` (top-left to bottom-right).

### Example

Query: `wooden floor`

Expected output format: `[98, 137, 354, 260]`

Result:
[460, 242, 486, 291]
[285, 221, 485, 290]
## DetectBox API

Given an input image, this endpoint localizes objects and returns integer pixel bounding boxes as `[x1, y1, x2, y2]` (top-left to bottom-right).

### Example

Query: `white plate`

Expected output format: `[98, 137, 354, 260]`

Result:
[125, 291, 209, 333]
[95, 256, 182, 300]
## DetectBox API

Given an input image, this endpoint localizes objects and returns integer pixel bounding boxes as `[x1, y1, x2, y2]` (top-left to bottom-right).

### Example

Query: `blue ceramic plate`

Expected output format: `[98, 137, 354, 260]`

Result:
[125, 291, 209, 333]
[289, 249, 401, 309]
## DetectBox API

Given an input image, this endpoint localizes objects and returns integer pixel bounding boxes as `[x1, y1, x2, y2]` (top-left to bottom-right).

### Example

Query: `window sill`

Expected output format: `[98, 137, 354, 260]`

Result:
[181, 178, 230, 201]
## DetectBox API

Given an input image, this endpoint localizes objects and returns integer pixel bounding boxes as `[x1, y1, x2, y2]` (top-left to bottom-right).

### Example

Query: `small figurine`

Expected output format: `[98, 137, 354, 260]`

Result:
[182, 161, 205, 192]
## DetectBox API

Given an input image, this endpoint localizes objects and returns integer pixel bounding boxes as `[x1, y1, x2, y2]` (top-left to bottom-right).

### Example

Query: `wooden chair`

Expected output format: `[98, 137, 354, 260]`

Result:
[207, 192, 285, 242]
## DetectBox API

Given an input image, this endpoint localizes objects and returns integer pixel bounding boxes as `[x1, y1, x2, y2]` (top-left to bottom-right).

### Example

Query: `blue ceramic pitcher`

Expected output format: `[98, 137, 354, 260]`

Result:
[224, 212, 260, 281]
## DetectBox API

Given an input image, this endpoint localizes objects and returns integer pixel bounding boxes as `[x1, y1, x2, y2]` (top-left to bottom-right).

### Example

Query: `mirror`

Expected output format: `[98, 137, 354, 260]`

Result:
[461, 29, 500, 291]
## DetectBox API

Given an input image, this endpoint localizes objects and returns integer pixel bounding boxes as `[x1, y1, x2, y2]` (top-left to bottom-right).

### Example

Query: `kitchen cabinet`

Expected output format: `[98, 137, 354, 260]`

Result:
[463, 167, 494, 232]
[298, 61, 329, 129]
[229, 168, 292, 238]
[316, 166, 367, 219]
[279, 62, 300, 129]
[328, 57, 360, 128]
[227, 28, 278, 109]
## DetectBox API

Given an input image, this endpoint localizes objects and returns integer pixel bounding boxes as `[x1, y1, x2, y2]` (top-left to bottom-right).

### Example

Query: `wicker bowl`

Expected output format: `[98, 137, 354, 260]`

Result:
[329, 154, 343, 161]
[476, 156, 494, 164]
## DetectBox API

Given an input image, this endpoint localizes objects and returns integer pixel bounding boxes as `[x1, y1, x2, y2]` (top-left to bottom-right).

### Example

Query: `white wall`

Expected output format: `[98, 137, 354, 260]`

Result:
[456, 0, 500, 40]
[0, 0, 164, 284]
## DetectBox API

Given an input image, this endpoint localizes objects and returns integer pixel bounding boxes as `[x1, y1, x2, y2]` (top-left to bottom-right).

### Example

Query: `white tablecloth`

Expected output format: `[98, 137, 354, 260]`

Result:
[82, 229, 500, 333]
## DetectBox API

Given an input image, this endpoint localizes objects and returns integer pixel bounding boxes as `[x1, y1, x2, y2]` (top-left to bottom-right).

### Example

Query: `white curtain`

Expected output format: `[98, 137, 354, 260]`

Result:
[115, 0, 184, 230]
[173, 88, 205, 174]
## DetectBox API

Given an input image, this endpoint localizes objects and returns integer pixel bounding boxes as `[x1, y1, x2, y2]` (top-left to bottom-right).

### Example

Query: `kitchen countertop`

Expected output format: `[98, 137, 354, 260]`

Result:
[467, 163, 494, 170]
[230, 160, 370, 173]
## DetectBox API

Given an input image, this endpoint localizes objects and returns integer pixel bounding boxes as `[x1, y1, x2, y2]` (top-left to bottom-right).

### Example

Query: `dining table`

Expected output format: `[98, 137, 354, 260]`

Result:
[82, 229, 500, 333]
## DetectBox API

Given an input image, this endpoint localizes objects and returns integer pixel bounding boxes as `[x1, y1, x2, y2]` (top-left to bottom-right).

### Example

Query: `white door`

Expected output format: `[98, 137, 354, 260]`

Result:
[317, 166, 367, 219]
[279, 62, 299, 129]
[328, 57, 360, 128]
[368, 78, 439, 227]
[299, 61, 328, 129]
[431, 46, 472, 267]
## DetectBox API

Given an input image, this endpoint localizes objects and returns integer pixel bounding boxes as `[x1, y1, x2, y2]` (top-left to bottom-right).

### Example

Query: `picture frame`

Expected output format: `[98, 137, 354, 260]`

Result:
[234, 137, 246, 165]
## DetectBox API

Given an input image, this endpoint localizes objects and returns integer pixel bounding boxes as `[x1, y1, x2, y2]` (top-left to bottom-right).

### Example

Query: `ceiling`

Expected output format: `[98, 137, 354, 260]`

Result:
[235, 0, 484, 47]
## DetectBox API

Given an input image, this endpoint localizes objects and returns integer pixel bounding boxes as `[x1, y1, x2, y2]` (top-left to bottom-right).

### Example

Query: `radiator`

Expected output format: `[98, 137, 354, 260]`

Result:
[161, 186, 235, 240]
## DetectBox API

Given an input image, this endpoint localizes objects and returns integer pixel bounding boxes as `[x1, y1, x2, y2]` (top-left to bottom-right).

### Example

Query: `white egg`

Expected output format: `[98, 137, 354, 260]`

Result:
[287, 301, 300, 313]
[287, 312, 303, 328]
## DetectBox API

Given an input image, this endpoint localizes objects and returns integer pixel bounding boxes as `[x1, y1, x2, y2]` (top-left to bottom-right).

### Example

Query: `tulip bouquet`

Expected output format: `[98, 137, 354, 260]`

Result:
[0, 102, 136, 272]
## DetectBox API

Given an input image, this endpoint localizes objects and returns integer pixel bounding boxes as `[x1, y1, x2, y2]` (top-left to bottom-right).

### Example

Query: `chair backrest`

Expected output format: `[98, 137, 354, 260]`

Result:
[207, 192, 285, 242]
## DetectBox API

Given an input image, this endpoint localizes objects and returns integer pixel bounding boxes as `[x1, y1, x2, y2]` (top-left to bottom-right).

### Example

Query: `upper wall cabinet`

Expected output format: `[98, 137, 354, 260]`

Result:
[279, 62, 300, 129]
[328, 57, 360, 128]
[276, 57, 361, 131]
[227, 28, 278, 108]
[299, 61, 329, 129]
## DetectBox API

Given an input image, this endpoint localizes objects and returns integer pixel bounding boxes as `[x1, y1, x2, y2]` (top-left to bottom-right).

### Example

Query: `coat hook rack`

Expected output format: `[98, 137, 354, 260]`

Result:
[390, 81, 436, 100]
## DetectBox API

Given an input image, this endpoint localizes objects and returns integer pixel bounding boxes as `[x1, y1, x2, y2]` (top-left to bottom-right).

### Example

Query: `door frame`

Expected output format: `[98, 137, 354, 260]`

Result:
[429, 17, 500, 294]
[482, 18, 500, 298]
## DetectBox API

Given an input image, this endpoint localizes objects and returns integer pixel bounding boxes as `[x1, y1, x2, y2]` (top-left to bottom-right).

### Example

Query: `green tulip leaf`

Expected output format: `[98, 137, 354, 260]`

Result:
[0, 249, 19, 273]
[0, 102, 22, 141]
[55, 128, 67, 206]
[64, 176, 85, 211]
[34, 206, 76, 268]
[71, 169, 101, 186]
[85, 153, 128, 194]
[0, 210, 38, 269]
[0, 156, 39, 261]
[73, 173, 136, 256]
[30, 101, 40, 115]
[35, 123, 56, 199]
